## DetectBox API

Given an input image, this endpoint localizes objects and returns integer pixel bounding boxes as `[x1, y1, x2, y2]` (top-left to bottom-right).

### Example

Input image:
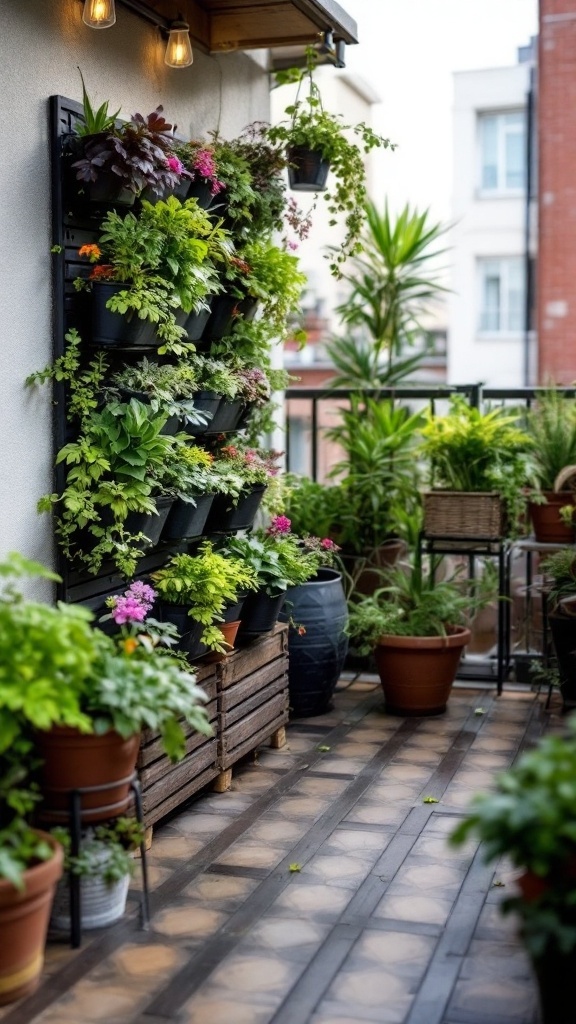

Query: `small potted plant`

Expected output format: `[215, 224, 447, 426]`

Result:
[173, 139, 226, 210]
[449, 716, 576, 1024]
[267, 49, 394, 275]
[223, 515, 336, 638]
[524, 388, 576, 542]
[160, 445, 222, 542]
[203, 443, 282, 534]
[0, 556, 212, 821]
[419, 395, 532, 540]
[0, 747, 64, 1005]
[49, 817, 144, 931]
[347, 550, 491, 715]
[150, 542, 258, 657]
[39, 398, 185, 578]
[67, 77, 189, 203]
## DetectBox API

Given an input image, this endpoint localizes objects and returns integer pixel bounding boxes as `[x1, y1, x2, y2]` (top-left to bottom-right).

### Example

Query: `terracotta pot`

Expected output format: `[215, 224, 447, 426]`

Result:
[529, 493, 576, 543]
[0, 832, 63, 1005]
[203, 619, 241, 663]
[374, 625, 471, 716]
[340, 539, 407, 597]
[35, 728, 140, 823]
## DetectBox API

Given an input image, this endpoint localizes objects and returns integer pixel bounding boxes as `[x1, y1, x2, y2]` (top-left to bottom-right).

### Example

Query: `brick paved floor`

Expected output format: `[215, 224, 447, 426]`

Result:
[1, 675, 558, 1024]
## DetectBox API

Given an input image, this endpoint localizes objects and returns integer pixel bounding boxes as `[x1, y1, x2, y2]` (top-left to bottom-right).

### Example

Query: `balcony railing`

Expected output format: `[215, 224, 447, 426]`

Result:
[285, 384, 576, 480]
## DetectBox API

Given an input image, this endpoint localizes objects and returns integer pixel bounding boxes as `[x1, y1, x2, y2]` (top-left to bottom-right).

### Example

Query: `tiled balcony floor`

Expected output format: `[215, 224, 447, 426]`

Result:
[1, 675, 559, 1024]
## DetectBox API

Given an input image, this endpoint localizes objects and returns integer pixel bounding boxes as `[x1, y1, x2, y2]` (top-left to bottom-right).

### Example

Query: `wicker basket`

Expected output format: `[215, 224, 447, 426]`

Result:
[423, 491, 506, 539]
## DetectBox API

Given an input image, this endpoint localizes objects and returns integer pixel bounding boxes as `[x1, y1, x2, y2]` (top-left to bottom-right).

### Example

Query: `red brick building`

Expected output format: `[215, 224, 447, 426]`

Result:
[538, 0, 576, 382]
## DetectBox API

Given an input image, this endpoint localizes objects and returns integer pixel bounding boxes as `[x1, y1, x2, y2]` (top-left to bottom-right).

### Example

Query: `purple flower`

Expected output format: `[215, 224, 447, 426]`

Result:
[126, 581, 156, 612]
[111, 595, 148, 626]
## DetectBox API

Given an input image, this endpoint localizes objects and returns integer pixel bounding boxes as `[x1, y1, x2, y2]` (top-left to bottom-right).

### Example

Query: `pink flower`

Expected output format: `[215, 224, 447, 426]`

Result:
[268, 515, 292, 535]
[321, 537, 338, 551]
[111, 596, 148, 626]
[166, 156, 184, 175]
[287, 241, 298, 251]
[126, 581, 156, 612]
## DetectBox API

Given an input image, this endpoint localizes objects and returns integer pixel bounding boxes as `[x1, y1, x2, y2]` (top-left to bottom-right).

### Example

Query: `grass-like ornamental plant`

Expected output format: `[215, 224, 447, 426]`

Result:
[524, 387, 576, 492]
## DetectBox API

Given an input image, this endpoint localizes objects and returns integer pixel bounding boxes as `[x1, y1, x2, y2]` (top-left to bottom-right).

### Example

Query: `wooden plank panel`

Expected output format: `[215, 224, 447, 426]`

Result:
[142, 763, 220, 825]
[141, 739, 219, 810]
[221, 677, 287, 730]
[219, 659, 287, 713]
[221, 692, 289, 758]
[138, 708, 217, 779]
[219, 626, 288, 689]
[219, 709, 289, 769]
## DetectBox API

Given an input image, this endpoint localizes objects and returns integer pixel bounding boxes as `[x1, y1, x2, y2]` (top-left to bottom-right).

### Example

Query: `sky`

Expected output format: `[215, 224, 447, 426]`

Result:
[340, 0, 538, 223]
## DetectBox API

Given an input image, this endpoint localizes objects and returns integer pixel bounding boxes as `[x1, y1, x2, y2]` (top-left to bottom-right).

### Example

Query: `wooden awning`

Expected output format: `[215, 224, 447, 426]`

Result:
[118, 0, 358, 53]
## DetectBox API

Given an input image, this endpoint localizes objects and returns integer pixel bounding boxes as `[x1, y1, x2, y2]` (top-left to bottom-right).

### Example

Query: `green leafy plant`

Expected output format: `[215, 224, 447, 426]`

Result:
[74, 69, 121, 138]
[212, 123, 288, 238]
[52, 817, 144, 884]
[268, 49, 394, 275]
[39, 398, 185, 577]
[222, 516, 340, 598]
[524, 388, 576, 493]
[238, 238, 306, 335]
[0, 554, 212, 762]
[325, 397, 424, 553]
[26, 328, 107, 426]
[0, 744, 56, 890]
[347, 551, 492, 655]
[151, 543, 258, 651]
[449, 715, 576, 957]
[420, 395, 532, 535]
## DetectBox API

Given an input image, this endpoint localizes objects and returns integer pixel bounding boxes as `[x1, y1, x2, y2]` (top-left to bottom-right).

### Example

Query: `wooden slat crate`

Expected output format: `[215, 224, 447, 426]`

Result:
[137, 664, 219, 826]
[218, 624, 289, 771]
[136, 626, 289, 824]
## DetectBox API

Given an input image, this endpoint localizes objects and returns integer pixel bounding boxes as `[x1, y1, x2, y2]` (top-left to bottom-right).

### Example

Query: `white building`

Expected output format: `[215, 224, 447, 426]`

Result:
[448, 45, 536, 387]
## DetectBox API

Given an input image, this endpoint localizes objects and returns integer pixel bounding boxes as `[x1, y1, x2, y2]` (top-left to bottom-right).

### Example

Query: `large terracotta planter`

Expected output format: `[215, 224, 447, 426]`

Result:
[0, 833, 63, 1005]
[374, 625, 471, 716]
[528, 493, 576, 543]
[35, 728, 140, 823]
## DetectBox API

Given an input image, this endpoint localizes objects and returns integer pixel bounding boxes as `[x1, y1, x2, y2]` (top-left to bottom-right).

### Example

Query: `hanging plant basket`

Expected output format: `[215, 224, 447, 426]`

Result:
[287, 146, 330, 192]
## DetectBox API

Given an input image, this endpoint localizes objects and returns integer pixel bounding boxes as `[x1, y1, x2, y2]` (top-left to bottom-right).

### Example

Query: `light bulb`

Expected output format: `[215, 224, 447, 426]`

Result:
[82, 0, 116, 29]
[165, 21, 193, 68]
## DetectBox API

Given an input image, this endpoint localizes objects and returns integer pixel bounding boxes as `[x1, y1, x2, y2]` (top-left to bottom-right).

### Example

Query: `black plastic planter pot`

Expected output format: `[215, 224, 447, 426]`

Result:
[73, 169, 136, 207]
[91, 283, 156, 348]
[186, 178, 215, 210]
[287, 147, 330, 192]
[204, 484, 266, 534]
[182, 391, 221, 439]
[548, 611, 576, 709]
[161, 494, 215, 542]
[237, 590, 286, 640]
[205, 399, 244, 435]
[279, 568, 349, 717]
[205, 293, 239, 340]
[155, 605, 208, 660]
[184, 303, 212, 342]
[123, 495, 174, 548]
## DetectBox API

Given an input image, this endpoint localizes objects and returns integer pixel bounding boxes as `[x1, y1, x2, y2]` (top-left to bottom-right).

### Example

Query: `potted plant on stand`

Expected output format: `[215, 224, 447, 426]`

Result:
[0, 554, 212, 822]
[539, 548, 576, 709]
[449, 715, 576, 1024]
[419, 395, 532, 540]
[347, 550, 491, 715]
[524, 388, 576, 542]
[49, 816, 144, 932]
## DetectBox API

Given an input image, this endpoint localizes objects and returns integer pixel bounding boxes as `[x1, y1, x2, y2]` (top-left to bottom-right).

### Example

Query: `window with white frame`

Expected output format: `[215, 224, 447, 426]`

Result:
[478, 258, 524, 333]
[479, 111, 526, 192]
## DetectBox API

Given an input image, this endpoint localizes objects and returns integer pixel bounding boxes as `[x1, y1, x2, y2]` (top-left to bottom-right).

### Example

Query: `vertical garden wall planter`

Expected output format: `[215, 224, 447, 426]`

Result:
[90, 282, 157, 348]
[279, 568, 348, 717]
[161, 493, 215, 543]
[204, 484, 266, 534]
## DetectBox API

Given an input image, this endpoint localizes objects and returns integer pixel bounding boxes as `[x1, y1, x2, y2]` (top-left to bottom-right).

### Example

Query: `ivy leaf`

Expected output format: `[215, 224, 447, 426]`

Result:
[317, 745, 331, 753]
[492, 880, 505, 887]
[474, 707, 486, 716]
[423, 796, 439, 804]
[289, 863, 302, 873]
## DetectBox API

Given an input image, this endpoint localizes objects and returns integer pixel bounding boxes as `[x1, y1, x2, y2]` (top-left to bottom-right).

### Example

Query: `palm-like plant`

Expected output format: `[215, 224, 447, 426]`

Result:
[327, 202, 449, 389]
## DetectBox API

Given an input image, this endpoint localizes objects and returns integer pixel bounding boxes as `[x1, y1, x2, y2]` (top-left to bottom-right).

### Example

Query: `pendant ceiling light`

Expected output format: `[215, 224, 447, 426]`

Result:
[165, 19, 193, 67]
[82, 0, 116, 29]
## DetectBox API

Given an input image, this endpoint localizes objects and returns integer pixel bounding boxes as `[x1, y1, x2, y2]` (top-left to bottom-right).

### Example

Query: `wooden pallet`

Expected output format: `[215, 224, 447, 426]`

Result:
[137, 625, 289, 823]
[137, 662, 219, 826]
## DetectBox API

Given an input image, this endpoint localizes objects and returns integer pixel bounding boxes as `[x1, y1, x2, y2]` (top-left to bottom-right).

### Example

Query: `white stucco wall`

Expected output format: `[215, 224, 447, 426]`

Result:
[448, 63, 531, 387]
[0, 0, 270, 593]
